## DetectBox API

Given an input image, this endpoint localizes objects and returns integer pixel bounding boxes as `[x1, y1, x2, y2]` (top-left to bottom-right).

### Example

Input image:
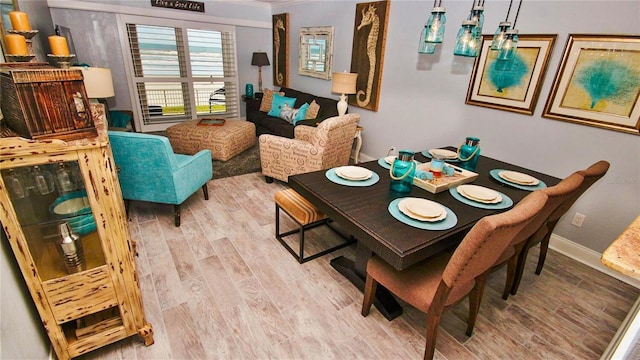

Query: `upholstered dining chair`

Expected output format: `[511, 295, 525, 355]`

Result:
[510, 160, 610, 295]
[491, 173, 584, 300]
[258, 113, 360, 183]
[108, 131, 213, 227]
[361, 191, 548, 360]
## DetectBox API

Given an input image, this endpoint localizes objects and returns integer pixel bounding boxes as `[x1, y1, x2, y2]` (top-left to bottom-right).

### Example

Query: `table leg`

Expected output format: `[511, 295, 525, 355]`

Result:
[330, 242, 403, 321]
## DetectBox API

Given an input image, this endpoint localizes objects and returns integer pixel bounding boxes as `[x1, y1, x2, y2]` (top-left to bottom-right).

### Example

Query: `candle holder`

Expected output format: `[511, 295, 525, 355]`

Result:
[5, 54, 36, 62]
[48, 54, 76, 69]
[8, 29, 39, 56]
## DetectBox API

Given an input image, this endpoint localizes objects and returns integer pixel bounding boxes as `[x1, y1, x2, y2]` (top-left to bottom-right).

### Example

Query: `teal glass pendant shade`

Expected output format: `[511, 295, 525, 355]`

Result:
[469, 5, 484, 43]
[490, 22, 512, 50]
[418, 4, 446, 54]
[454, 20, 479, 57]
[418, 39, 437, 54]
[497, 29, 519, 60]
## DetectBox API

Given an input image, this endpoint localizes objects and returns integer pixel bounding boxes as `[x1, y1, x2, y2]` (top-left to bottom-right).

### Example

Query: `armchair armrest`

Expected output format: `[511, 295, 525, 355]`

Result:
[294, 125, 317, 142]
[259, 134, 323, 182]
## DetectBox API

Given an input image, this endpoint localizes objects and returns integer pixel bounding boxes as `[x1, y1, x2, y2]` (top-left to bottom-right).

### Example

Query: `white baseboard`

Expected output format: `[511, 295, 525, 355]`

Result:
[549, 233, 640, 289]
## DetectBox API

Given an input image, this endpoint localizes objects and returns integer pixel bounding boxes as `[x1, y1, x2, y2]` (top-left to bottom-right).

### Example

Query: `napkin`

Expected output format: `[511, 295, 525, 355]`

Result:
[415, 170, 433, 180]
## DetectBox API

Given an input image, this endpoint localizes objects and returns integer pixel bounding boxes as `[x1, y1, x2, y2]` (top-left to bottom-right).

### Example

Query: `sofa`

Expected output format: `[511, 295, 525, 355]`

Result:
[246, 87, 340, 138]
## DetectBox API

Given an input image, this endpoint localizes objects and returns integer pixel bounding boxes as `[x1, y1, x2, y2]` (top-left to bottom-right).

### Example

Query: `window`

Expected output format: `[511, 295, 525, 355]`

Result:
[121, 16, 239, 131]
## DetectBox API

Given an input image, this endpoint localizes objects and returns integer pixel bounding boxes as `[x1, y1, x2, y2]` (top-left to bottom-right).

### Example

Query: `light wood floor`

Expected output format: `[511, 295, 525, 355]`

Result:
[80, 172, 639, 360]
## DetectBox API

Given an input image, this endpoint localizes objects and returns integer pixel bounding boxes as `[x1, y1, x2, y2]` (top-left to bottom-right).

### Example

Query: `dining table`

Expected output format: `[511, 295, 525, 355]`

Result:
[288, 147, 561, 320]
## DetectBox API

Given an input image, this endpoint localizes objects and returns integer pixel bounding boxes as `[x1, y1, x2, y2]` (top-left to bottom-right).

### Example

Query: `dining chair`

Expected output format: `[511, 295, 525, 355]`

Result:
[492, 172, 584, 300]
[361, 191, 548, 360]
[510, 160, 610, 295]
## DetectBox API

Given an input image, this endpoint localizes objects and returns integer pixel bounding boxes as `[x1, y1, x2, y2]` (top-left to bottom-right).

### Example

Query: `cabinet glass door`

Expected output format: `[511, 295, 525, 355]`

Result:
[2, 161, 106, 281]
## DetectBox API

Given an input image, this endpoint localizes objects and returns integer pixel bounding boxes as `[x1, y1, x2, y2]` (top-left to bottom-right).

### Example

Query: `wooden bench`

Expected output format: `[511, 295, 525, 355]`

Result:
[274, 189, 354, 263]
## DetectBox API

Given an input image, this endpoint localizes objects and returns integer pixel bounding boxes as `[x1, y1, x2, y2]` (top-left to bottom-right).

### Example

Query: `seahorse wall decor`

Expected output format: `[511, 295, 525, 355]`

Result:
[274, 18, 285, 86]
[356, 4, 379, 107]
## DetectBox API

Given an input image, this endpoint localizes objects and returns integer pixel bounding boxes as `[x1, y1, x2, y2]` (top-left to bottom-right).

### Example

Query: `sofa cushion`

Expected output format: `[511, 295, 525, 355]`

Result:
[259, 89, 284, 112]
[305, 100, 320, 120]
[268, 94, 297, 117]
[281, 87, 339, 121]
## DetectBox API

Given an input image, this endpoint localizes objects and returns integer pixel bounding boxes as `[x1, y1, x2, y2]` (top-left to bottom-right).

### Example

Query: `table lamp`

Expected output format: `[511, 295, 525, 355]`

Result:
[251, 52, 270, 92]
[74, 66, 115, 123]
[331, 72, 358, 116]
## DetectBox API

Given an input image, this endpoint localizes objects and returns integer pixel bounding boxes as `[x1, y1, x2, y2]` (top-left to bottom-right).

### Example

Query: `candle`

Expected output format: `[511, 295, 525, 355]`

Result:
[5, 34, 28, 55]
[9, 11, 31, 31]
[48, 35, 70, 56]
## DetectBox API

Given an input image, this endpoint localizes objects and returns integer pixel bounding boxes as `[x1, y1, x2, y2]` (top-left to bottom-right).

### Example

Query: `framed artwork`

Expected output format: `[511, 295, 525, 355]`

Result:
[466, 34, 557, 115]
[543, 34, 640, 135]
[349, 0, 390, 112]
[298, 26, 334, 80]
[272, 13, 288, 87]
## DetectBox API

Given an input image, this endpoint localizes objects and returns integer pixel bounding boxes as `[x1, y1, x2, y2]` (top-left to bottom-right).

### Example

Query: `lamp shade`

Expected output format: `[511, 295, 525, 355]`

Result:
[332, 72, 357, 94]
[251, 52, 270, 66]
[74, 67, 115, 98]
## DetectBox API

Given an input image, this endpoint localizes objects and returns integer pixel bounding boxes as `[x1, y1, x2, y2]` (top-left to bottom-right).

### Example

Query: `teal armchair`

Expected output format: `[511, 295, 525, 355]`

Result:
[108, 131, 213, 226]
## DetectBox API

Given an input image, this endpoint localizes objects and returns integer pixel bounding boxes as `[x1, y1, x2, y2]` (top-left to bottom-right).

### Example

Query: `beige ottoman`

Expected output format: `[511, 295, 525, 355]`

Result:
[166, 119, 255, 161]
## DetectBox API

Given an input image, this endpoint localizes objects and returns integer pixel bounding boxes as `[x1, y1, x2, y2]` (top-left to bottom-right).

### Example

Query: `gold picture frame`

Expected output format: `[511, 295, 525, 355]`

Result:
[349, 0, 390, 112]
[466, 34, 556, 115]
[543, 34, 640, 135]
[272, 13, 289, 88]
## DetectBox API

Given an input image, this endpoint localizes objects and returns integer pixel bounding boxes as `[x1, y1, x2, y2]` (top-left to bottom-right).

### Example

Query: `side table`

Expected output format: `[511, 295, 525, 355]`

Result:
[352, 125, 364, 164]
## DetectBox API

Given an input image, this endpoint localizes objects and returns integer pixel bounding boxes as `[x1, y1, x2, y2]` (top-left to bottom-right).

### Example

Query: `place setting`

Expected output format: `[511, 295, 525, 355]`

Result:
[377, 155, 421, 170]
[449, 184, 513, 210]
[388, 197, 457, 230]
[326, 165, 380, 186]
[421, 148, 460, 162]
[490, 169, 547, 191]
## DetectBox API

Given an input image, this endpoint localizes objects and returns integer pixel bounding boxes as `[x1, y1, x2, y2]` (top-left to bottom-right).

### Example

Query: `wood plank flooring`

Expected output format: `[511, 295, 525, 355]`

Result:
[79, 172, 639, 360]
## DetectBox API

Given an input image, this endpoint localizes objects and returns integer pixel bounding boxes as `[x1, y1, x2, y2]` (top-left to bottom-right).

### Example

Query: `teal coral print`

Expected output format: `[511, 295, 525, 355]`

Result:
[478, 48, 538, 101]
[562, 49, 640, 117]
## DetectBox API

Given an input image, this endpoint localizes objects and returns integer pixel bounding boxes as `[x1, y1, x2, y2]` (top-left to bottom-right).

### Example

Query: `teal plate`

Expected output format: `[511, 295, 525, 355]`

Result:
[388, 198, 457, 230]
[448, 187, 513, 210]
[325, 168, 380, 187]
[490, 169, 547, 191]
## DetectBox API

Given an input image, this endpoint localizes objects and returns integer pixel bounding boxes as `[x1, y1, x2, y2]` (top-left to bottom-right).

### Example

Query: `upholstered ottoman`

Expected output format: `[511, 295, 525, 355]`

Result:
[166, 119, 255, 161]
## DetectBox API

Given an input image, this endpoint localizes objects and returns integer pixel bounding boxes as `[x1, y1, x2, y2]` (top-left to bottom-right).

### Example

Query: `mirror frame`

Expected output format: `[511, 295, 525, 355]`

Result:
[0, 0, 20, 61]
[298, 26, 334, 80]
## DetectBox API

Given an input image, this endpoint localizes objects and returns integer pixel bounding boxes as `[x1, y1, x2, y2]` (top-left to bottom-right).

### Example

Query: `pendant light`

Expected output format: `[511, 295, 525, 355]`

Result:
[496, 0, 523, 60]
[418, 0, 446, 54]
[490, 0, 513, 50]
[454, 0, 483, 57]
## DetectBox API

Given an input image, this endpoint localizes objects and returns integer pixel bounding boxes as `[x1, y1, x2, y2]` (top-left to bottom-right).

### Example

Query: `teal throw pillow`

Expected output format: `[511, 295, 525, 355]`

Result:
[293, 103, 310, 125]
[267, 94, 296, 117]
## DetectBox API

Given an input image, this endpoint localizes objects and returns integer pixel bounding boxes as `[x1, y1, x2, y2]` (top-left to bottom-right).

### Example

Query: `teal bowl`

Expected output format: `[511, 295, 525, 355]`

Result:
[49, 191, 91, 218]
[72, 219, 97, 236]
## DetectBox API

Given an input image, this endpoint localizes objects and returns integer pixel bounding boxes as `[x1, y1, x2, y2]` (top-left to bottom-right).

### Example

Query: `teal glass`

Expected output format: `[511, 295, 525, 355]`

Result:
[245, 83, 254, 98]
[389, 150, 416, 193]
[497, 30, 519, 60]
[418, 7, 446, 54]
[469, 6, 484, 43]
[453, 20, 479, 57]
[458, 137, 481, 171]
[490, 22, 512, 50]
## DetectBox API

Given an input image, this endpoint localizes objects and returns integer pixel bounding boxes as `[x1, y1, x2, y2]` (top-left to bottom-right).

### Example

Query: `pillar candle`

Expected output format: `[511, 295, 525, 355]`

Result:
[5, 34, 28, 55]
[48, 36, 70, 56]
[9, 11, 31, 31]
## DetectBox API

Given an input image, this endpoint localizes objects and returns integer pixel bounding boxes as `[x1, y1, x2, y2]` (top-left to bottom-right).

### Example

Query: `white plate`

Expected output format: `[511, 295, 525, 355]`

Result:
[335, 166, 372, 181]
[400, 198, 445, 218]
[398, 199, 447, 222]
[428, 148, 458, 159]
[499, 170, 539, 186]
[53, 197, 90, 215]
[384, 156, 396, 164]
[457, 185, 502, 204]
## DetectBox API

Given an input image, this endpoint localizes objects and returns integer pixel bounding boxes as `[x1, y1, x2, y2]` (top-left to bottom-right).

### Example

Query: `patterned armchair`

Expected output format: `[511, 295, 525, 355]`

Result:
[259, 113, 360, 183]
[108, 131, 213, 226]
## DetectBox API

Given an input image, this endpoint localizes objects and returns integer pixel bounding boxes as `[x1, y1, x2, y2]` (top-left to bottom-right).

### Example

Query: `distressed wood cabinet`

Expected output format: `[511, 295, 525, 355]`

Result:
[0, 105, 153, 359]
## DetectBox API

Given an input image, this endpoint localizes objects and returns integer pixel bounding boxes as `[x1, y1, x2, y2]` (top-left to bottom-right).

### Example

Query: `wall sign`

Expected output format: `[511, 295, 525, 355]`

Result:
[150, 0, 205, 13]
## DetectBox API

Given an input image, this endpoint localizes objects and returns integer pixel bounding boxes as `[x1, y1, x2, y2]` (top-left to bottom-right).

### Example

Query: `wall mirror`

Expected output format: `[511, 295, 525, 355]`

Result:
[298, 26, 334, 80]
[0, 0, 20, 61]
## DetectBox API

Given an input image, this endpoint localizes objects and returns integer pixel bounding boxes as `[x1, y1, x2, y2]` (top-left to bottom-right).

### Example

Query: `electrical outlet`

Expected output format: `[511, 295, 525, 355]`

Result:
[571, 213, 586, 227]
[388, 146, 397, 156]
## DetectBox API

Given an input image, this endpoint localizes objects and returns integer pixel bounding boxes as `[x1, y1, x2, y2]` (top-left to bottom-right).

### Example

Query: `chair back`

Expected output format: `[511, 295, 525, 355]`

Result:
[443, 191, 547, 289]
[312, 113, 359, 166]
[549, 160, 609, 223]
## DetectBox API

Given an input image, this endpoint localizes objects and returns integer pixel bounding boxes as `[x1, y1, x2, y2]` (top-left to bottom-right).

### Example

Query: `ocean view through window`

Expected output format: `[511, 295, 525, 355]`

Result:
[121, 16, 238, 132]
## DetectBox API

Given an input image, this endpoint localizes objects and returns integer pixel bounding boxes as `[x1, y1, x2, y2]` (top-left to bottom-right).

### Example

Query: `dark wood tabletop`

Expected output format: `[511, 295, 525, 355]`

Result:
[288, 148, 561, 320]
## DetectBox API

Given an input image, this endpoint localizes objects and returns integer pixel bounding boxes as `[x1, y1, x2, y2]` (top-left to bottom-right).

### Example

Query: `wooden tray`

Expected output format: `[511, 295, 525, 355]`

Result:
[413, 162, 478, 194]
